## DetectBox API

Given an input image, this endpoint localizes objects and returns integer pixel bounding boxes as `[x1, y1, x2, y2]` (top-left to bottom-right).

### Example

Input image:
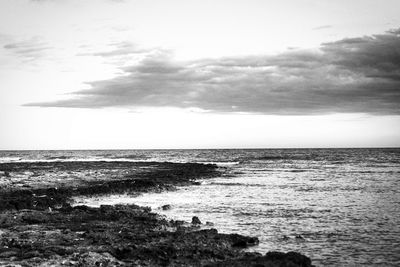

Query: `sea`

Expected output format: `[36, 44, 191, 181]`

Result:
[1, 148, 399, 266]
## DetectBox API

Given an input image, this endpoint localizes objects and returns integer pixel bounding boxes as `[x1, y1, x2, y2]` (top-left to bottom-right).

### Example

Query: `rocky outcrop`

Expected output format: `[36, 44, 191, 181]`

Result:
[0, 204, 313, 266]
[0, 161, 313, 266]
[0, 161, 220, 212]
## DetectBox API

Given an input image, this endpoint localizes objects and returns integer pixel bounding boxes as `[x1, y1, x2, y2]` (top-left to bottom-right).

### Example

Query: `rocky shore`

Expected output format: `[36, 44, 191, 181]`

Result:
[0, 161, 313, 266]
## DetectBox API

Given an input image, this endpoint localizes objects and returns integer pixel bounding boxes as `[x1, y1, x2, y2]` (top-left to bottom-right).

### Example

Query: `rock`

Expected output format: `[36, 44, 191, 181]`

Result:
[205, 221, 214, 226]
[0, 250, 18, 258]
[22, 210, 51, 224]
[327, 232, 336, 238]
[161, 204, 171, 210]
[0, 161, 314, 266]
[232, 240, 247, 248]
[21, 250, 41, 259]
[230, 234, 259, 248]
[191, 216, 201, 225]
[77, 252, 125, 266]
[204, 251, 313, 267]
[265, 251, 313, 266]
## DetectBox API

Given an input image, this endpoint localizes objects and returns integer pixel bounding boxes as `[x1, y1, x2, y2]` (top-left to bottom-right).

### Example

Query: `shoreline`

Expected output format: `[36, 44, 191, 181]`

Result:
[0, 161, 313, 266]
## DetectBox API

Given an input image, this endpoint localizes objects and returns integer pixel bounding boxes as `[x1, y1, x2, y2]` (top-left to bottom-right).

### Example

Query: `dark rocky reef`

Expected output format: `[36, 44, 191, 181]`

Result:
[0, 161, 219, 212]
[0, 161, 314, 266]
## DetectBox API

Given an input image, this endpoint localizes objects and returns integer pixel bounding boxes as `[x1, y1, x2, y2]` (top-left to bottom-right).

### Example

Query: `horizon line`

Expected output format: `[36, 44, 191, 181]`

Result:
[1, 146, 399, 151]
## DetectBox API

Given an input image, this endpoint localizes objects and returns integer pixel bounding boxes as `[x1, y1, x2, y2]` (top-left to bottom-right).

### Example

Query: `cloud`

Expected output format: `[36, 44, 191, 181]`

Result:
[25, 28, 400, 115]
[78, 42, 148, 58]
[312, 25, 332, 30]
[3, 37, 52, 61]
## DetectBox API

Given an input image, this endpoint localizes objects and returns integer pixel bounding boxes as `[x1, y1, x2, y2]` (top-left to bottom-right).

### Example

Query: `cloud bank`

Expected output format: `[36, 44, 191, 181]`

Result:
[25, 29, 400, 115]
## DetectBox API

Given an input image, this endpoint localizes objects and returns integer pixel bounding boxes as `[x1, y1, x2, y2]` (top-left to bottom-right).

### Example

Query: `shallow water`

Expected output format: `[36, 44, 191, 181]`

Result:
[2, 148, 400, 266]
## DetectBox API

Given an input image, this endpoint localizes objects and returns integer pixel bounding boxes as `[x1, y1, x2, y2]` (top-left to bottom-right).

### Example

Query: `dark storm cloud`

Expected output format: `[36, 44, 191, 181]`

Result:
[321, 32, 400, 82]
[25, 29, 400, 115]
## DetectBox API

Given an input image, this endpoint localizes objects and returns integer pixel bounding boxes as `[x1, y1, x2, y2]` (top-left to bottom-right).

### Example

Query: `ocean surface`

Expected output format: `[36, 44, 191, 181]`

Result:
[1, 148, 399, 266]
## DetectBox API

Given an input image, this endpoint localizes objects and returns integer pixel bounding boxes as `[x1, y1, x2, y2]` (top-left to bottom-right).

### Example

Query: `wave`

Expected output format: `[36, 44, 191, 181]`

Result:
[288, 169, 308, 172]
[45, 155, 74, 160]
[244, 155, 316, 162]
[0, 157, 21, 163]
[0, 156, 238, 167]
[0, 157, 151, 164]
[255, 168, 310, 173]
[196, 161, 240, 166]
[252, 155, 289, 160]
[246, 154, 350, 162]
[208, 182, 266, 187]
[110, 154, 150, 160]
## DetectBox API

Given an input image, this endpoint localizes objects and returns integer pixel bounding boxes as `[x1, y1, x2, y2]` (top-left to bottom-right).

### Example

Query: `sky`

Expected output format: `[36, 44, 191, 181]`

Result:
[0, 0, 399, 149]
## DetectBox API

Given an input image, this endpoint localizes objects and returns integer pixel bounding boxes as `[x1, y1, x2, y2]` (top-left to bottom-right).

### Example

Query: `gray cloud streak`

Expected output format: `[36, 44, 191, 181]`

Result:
[312, 25, 332, 30]
[77, 42, 149, 57]
[3, 38, 52, 61]
[25, 29, 400, 115]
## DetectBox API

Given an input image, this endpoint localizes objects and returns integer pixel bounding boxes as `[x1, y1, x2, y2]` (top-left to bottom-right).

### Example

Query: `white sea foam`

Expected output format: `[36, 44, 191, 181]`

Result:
[0, 157, 21, 163]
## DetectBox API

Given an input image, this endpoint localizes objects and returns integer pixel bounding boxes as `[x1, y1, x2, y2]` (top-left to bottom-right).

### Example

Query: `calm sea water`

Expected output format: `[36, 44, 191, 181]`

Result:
[1, 148, 400, 266]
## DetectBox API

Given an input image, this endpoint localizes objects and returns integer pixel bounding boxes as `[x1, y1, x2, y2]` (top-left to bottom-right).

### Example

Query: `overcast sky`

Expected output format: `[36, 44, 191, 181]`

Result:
[1, 0, 399, 149]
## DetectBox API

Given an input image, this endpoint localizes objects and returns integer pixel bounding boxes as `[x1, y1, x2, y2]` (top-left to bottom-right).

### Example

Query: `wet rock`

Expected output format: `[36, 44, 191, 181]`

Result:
[205, 251, 313, 267]
[0, 202, 313, 266]
[0, 250, 18, 258]
[327, 232, 336, 238]
[161, 204, 171, 210]
[206, 221, 214, 226]
[191, 216, 202, 225]
[230, 234, 259, 248]
[76, 252, 125, 267]
[21, 250, 41, 259]
[265, 251, 313, 266]
[21, 210, 51, 224]
[0, 161, 313, 266]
